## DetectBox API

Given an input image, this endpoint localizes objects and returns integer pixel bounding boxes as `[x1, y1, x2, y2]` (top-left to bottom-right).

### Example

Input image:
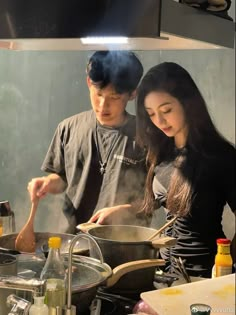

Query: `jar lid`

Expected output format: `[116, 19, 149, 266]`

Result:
[216, 238, 231, 245]
[48, 237, 61, 249]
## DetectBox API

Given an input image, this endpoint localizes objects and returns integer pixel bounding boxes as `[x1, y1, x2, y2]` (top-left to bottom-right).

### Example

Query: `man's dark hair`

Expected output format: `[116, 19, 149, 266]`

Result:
[87, 51, 143, 94]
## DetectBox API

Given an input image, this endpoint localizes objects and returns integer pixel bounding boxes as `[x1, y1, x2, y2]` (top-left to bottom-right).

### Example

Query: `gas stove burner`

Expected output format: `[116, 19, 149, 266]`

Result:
[88, 288, 138, 315]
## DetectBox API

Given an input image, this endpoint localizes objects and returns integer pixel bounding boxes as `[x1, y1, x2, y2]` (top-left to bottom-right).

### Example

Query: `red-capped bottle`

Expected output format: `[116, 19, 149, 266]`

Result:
[215, 238, 233, 277]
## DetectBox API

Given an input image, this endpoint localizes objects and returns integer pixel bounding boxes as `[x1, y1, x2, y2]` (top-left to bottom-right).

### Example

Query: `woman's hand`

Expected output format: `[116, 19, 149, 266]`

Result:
[88, 204, 133, 225]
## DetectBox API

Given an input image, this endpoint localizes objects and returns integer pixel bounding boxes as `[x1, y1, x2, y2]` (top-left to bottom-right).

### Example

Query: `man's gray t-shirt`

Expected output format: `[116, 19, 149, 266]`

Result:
[41, 110, 147, 232]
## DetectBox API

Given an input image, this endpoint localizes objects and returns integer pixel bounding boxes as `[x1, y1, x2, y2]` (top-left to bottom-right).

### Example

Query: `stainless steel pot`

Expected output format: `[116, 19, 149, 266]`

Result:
[80, 225, 176, 294]
[0, 232, 89, 255]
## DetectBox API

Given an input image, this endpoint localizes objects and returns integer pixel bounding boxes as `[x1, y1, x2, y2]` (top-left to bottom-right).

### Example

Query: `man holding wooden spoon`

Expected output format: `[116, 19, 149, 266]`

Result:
[27, 51, 148, 234]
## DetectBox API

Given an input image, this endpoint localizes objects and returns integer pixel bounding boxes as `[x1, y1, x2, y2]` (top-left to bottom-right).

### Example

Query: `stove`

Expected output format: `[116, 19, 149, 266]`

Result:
[77, 272, 178, 315]
[80, 289, 138, 315]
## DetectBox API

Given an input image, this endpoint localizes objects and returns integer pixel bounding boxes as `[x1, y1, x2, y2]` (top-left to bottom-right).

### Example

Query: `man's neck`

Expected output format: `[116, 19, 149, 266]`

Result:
[97, 112, 128, 128]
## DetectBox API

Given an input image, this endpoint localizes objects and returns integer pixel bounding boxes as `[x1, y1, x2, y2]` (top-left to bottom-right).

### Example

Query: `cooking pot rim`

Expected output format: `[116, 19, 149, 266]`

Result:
[87, 224, 158, 244]
[0, 232, 88, 255]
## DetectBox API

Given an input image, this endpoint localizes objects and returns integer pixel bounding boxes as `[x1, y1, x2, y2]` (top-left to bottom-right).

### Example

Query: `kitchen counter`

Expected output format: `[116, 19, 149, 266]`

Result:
[141, 274, 235, 315]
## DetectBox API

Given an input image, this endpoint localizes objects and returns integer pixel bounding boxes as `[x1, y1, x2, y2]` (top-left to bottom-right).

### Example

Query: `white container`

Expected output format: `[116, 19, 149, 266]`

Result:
[29, 296, 49, 315]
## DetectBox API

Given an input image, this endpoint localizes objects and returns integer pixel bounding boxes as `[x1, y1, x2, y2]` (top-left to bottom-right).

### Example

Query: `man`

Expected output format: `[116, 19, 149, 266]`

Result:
[28, 50, 147, 233]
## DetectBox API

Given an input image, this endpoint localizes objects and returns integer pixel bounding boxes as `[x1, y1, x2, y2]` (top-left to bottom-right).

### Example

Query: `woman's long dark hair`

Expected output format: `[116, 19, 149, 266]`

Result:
[136, 62, 231, 216]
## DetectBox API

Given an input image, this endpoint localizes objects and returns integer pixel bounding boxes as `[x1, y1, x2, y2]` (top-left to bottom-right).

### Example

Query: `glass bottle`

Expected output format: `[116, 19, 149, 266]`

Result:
[40, 237, 66, 313]
[215, 238, 233, 277]
[29, 296, 49, 315]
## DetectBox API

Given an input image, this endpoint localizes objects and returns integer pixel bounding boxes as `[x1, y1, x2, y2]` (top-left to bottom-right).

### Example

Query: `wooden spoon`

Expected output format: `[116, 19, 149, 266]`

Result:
[15, 199, 39, 253]
[147, 216, 178, 241]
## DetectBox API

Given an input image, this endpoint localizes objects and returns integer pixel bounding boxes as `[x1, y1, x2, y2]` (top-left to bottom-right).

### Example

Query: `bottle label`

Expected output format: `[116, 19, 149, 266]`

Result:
[216, 266, 232, 277]
[217, 245, 230, 255]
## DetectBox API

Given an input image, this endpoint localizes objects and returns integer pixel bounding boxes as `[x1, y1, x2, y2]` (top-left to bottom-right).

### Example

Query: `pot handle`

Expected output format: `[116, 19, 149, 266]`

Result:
[106, 258, 165, 288]
[76, 222, 100, 233]
[150, 236, 177, 249]
[0, 246, 21, 255]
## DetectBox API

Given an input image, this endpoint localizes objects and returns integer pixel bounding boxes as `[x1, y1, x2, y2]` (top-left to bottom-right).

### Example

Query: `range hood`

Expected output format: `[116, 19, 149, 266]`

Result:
[0, 0, 234, 50]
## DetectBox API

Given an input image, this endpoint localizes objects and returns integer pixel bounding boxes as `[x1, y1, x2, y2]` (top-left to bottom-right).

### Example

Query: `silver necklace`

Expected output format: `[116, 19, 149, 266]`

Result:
[94, 123, 120, 175]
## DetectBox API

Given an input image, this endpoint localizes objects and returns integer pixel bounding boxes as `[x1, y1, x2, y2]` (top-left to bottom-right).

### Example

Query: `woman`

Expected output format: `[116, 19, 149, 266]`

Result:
[136, 62, 235, 278]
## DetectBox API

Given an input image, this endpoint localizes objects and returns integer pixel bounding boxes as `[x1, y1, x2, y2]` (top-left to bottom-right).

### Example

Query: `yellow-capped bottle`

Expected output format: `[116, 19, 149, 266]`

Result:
[40, 237, 66, 314]
[215, 238, 233, 277]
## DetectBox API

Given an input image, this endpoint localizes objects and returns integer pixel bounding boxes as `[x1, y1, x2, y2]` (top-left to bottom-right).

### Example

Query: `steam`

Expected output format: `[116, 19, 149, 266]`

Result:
[14, 193, 68, 233]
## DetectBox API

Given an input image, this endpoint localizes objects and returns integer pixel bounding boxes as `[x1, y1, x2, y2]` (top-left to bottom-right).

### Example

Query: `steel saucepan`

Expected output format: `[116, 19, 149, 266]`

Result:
[78, 224, 176, 294]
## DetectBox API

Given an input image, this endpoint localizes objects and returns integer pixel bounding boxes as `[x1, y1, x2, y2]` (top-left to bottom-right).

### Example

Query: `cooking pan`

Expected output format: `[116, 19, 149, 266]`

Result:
[0, 232, 89, 256]
[0, 253, 112, 314]
[78, 224, 177, 293]
[2, 250, 163, 314]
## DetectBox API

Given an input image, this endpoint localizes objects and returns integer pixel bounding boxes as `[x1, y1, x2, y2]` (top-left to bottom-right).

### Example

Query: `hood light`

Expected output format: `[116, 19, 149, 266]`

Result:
[80, 37, 128, 45]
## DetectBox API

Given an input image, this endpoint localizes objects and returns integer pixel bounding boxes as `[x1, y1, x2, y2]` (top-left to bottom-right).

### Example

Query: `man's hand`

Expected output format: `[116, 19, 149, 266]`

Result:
[27, 174, 67, 202]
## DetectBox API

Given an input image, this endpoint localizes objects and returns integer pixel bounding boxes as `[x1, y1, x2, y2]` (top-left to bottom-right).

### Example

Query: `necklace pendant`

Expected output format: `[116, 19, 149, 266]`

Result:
[99, 162, 106, 175]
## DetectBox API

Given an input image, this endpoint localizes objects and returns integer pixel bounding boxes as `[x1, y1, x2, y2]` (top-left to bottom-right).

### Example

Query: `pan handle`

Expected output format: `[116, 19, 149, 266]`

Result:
[106, 258, 165, 288]
[0, 246, 21, 255]
[150, 236, 177, 249]
[76, 222, 100, 233]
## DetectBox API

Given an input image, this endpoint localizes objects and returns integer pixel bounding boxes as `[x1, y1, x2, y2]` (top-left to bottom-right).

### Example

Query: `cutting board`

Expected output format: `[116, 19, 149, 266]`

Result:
[141, 274, 235, 315]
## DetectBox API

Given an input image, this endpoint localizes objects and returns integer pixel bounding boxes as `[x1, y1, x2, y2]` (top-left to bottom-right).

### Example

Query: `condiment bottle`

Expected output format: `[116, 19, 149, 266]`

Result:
[29, 296, 49, 315]
[40, 236, 66, 313]
[215, 238, 233, 277]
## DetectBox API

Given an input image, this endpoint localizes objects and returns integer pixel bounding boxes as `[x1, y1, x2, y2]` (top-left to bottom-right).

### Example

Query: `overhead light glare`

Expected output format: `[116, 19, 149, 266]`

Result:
[80, 36, 128, 44]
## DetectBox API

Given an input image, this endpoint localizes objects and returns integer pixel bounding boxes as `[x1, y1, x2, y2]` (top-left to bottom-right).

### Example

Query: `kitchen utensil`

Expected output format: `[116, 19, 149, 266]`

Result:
[0, 232, 89, 255]
[15, 200, 39, 253]
[179, 256, 191, 283]
[173, 256, 191, 283]
[77, 222, 99, 232]
[10, 252, 163, 313]
[141, 274, 235, 315]
[0, 252, 17, 275]
[83, 225, 176, 293]
[146, 216, 178, 241]
[106, 259, 165, 287]
[86, 225, 177, 268]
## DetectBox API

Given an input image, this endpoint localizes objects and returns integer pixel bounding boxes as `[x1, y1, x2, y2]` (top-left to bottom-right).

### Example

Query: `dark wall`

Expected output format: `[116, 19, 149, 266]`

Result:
[0, 51, 92, 230]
